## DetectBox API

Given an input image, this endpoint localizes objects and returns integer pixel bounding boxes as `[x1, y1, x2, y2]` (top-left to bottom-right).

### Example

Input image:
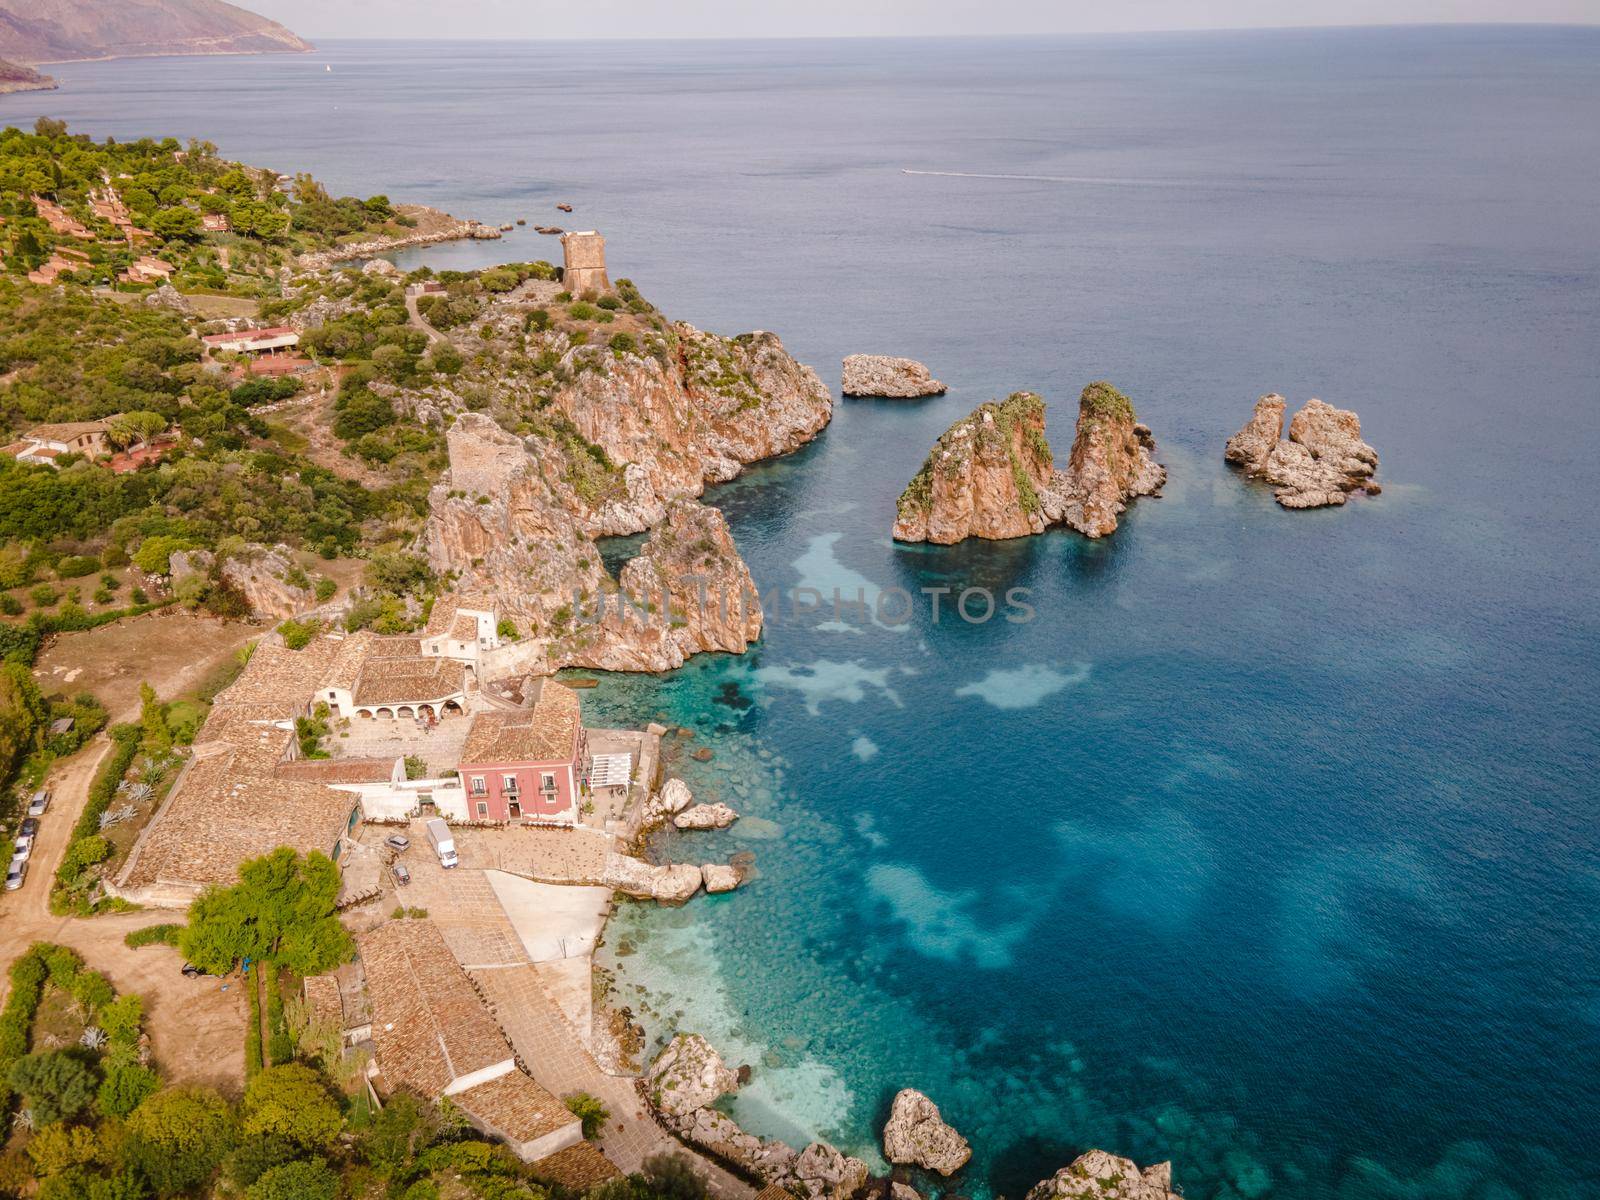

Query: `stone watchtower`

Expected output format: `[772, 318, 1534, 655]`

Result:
[561, 231, 610, 295]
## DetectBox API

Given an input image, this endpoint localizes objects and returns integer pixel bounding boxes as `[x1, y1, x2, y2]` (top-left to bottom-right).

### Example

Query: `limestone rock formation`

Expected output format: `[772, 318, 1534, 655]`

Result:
[1225, 394, 1380, 509]
[616, 498, 763, 659]
[702, 863, 741, 893]
[422, 415, 762, 673]
[893, 392, 1054, 543]
[793, 1141, 872, 1200]
[218, 544, 314, 620]
[646, 1034, 739, 1118]
[1223, 393, 1287, 472]
[881, 1089, 971, 1175]
[894, 383, 1163, 544]
[549, 326, 832, 520]
[675, 802, 739, 830]
[1042, 382, 1166, 539]
[1027, 1150, 1179, 1200]
[842, 355, 945, 398]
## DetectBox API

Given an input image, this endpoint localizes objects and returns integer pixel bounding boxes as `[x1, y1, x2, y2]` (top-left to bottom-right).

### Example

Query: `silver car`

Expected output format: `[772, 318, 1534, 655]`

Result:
[5, 859, 26, 891]
[27, 791, 49, 817]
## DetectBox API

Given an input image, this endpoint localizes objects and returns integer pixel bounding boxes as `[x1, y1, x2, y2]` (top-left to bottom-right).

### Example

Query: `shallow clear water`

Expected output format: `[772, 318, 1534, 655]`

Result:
[10, 28, 1600, 1198]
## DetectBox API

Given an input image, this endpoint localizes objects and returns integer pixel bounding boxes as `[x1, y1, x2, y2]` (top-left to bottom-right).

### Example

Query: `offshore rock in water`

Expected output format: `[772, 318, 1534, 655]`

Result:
[893, 383, 1163, 544]
[646, 1033, 739, 1117]
[882, 1088, 972, 1175]
[1027, 1150, 1180, 1200]
[1225, 394, 1380, 508]
[842, 354, 946, 398]
[701, 862, 741, 893]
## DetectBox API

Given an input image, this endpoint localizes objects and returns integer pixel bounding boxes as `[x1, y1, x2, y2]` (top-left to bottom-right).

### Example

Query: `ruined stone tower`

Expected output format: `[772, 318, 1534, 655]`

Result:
[561, 231, 610, 296]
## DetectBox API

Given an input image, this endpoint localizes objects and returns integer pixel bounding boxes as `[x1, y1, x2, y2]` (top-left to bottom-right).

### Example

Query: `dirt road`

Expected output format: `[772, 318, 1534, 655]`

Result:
[0, 736, 247, 1095]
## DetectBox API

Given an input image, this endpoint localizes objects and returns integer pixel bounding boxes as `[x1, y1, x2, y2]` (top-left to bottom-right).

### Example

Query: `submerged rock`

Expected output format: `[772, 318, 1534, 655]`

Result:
[894, 383, 1163, 544]
[842, 354, 946, 398]
[882, 1088, 971, 1175]
[1027, 1150, 1179, 1200]
[646, 1033, 739, 1117]
[1226, 394, 1380, 509]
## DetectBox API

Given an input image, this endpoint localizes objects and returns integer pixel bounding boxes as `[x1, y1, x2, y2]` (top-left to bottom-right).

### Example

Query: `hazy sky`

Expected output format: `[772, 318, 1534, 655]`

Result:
[249, 0, 1600, 40]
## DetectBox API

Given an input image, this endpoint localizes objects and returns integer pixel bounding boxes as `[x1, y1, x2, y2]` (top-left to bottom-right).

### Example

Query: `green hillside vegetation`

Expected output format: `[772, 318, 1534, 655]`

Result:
[1, 119, 409, 294]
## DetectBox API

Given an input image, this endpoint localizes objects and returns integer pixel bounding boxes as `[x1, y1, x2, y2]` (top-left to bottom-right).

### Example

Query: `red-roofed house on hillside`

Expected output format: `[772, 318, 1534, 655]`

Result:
[457, 680, 587, 826]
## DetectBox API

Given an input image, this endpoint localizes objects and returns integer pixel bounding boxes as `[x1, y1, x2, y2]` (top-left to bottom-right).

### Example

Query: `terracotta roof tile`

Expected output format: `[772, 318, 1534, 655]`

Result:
[357, 920, 512, 1097]
[460, 681, 580, 766]
[455, 1069, 578, 1145]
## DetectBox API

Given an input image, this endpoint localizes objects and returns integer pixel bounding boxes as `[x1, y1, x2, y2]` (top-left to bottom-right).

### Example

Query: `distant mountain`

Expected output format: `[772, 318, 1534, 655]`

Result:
[0, 0, 310, 65]
[0, 56, 56, 93]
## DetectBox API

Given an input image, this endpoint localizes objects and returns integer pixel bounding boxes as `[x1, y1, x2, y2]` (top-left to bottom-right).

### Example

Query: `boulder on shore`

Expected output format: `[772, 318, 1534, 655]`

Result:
[646, 1033, 739, 1117]
[842, 355, 946, 398]
[603, 855, 703, 904]
[1027, 1150, 1179, 1200]
[675, 802, 739, 830]
[894, 383, 1163, 544]
[882, 1088, 971, 1175]
[1225, 394, 1379, 509]
[793, 1141, 872, 1200]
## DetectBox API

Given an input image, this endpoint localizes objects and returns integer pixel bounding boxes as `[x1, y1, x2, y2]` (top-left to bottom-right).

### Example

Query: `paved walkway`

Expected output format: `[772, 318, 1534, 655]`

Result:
[475, 964, 752, 1199]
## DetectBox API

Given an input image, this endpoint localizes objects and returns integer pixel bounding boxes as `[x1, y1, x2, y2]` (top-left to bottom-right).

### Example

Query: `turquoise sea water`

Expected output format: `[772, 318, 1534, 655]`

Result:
[8, 28, 1599, 1198]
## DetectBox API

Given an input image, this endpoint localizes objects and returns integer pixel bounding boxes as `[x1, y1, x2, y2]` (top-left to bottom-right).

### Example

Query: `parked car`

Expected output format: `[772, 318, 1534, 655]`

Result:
[391, 863, 411, 887]
[20, 818, 38, 839]
[11, 839, 30, 862]
[5, 859, 26, 891]
[27, 791, 50, 817]
[14, 819, 38, 854]
[385, 834, 411, 853]
[180, 963, 206, 978]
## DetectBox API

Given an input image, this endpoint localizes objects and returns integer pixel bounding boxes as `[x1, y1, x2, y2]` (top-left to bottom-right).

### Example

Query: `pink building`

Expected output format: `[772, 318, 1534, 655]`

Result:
[456, 681, 588, 826]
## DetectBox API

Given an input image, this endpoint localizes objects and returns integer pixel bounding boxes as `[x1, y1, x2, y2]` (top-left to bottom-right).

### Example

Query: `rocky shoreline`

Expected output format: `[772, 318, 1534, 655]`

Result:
[641, 1032, 1179, 1200]
[295, 203, 502, 269]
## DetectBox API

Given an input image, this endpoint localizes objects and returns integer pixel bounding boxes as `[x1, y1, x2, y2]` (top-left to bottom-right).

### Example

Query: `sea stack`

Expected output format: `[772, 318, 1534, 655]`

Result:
[1225, 394, 1380, 508]
[842, 354, 946, 398]
[882, 1089, 972, 1175]
[893, 382, 1163, 544]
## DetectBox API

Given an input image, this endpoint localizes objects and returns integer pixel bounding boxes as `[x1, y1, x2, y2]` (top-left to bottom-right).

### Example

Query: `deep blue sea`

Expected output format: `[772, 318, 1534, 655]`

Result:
[8, 28, 1599, 1199]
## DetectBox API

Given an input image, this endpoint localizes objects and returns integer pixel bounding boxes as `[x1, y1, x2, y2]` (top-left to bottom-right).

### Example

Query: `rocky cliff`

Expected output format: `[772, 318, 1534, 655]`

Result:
[1225, 394, 1380, 508]
[548, 324, 832, 520]
[0, 0, 310, 64]
[894, 383, 1163, 544]
[424, 414, 762, 673]
[842, 354, 945, 398]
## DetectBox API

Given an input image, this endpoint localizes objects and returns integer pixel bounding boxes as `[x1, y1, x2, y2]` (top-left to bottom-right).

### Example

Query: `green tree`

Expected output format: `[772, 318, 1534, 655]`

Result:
[8, 1050, 99, 1124]
[246, 1157, 338, 1200]
[124, 1085, 234, 1196]
[179, 848, 354, 977]
[138, 683, 171, 755]
[150, 207, 200, 241]
[25, 1121, 100, 1175]
[241, 1063, 342, 1151]
[564, 1090, 610, 1139]
[99, 1062, 160, 1117]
